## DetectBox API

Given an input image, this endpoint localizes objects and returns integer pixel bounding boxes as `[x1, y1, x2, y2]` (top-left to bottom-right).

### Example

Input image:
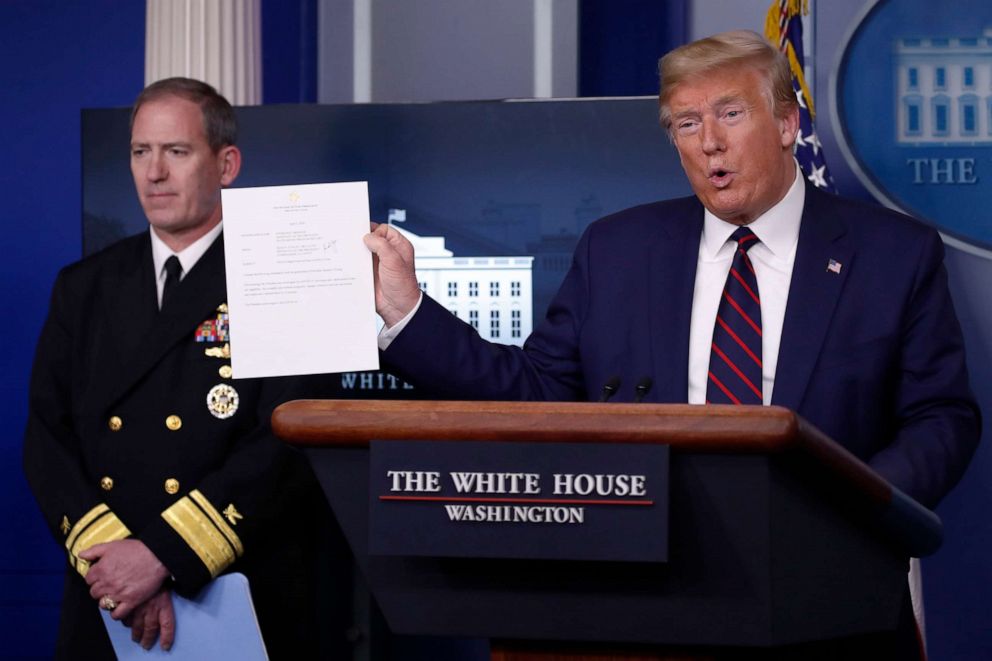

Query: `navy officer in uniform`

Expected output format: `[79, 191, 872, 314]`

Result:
[23, 77, 334, 658]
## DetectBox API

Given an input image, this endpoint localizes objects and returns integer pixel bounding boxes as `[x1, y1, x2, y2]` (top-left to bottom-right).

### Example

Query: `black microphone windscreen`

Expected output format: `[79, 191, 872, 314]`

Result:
[633, 376, 654, 403]
[598, 375, 621, 403]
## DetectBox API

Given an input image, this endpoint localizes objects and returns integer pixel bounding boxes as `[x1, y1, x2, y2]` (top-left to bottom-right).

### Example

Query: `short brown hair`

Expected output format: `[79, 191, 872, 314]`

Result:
[130, 77, 237, 151]
[658, 30, 796, 131]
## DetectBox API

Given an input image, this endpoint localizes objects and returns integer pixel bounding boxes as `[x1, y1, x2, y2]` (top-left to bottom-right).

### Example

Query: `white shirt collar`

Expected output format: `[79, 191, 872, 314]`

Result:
[150, 222, 224, 283]
[700, 160, 805, 260]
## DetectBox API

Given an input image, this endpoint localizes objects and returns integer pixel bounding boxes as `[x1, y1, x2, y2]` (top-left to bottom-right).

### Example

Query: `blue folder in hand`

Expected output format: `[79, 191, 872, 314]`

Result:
[100, 572, 268, 660]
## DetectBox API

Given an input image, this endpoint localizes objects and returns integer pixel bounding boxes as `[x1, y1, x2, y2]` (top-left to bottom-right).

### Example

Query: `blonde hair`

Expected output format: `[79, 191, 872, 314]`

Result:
[658, 30, 796, 131]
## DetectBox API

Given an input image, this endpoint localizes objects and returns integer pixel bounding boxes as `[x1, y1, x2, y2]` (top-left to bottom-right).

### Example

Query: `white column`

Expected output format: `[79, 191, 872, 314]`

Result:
[533, 0, 553, 98]
[352, 0, 372, 102]
[145, 0, 262, 105]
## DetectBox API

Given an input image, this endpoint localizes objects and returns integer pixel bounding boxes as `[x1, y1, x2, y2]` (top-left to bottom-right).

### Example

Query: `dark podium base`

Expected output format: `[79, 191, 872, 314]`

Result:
[306, 446, 908, 651]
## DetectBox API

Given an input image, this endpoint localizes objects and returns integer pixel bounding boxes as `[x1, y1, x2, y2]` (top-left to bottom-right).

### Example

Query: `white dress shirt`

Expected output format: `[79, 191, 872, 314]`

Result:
[150, 222, 224, 309]
[687, 162, 805, 405]
[378, 293, 423, 350]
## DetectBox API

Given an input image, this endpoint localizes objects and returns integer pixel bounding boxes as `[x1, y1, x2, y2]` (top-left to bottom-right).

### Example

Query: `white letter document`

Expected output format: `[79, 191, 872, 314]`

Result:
[221, 182, 379, 378]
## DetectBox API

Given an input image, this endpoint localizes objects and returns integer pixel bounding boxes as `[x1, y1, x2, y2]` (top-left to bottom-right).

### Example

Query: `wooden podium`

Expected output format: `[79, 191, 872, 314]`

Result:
[273, 400, 940, 660]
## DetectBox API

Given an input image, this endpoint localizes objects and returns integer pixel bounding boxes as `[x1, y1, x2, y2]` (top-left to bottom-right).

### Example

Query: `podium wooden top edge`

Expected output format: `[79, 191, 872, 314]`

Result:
[272, 399, 799, 451]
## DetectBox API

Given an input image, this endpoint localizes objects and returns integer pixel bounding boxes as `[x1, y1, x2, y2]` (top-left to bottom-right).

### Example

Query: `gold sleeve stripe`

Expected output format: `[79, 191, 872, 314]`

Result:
[65, 503, 109, 553]
[65, 506, 131, 577]
[71, 514, 130, 576]
[161, 496, 241, 578]
[187, 490, 244, 556]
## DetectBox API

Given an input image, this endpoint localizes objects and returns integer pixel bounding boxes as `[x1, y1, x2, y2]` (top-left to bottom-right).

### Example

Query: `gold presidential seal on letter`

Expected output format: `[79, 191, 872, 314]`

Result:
[206, 383, 239, 419]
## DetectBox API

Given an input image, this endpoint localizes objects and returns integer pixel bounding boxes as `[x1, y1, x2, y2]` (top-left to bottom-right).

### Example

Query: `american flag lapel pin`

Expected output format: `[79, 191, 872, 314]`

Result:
[827, 259, 843, 274]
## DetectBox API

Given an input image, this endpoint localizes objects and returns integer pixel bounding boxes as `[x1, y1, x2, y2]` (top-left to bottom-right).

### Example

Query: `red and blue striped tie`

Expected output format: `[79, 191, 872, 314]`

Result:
[707, 227, 762, 405]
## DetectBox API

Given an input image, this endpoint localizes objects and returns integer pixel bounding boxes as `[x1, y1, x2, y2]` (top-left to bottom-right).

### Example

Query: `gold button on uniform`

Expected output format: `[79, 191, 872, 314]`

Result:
[219, 365, 233, 379]
[164, 478, 180, 495]
[100, 476, 114, 491]
[108, 416, 123, 432]
[165, 415, 182, 431]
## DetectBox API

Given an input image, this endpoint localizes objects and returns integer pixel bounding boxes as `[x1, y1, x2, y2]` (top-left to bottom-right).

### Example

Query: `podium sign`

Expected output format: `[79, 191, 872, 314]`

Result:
[369, 440, 670, 562]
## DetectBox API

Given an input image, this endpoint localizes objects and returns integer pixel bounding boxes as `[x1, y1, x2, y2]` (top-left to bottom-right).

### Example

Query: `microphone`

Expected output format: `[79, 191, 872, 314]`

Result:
[633, 377, 653, 403]
[598, 376, 621, 402]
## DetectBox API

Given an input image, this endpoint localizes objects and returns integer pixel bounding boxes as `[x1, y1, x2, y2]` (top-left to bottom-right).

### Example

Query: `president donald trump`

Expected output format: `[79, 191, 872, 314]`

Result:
[367, 27, 978, 510]
[365, 34, 979, 654]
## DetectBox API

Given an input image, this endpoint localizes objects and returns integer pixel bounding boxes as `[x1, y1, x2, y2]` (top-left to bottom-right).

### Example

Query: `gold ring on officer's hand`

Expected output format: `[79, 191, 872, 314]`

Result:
[99, 595, 118, 611]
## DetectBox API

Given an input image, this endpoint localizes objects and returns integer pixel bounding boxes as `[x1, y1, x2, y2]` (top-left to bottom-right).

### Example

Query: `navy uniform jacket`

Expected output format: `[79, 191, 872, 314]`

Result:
[24, 231, 331, 659]
[383, 184, 980, 509]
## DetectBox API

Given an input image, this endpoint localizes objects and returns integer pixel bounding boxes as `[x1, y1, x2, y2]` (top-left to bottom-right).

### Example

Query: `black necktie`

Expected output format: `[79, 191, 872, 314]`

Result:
[161, 255, 183, 311]
[707, 227, 762, 405]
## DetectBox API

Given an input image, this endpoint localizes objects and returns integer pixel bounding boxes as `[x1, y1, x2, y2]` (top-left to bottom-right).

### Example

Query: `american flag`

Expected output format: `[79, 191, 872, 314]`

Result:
[765, 0, 837, 193]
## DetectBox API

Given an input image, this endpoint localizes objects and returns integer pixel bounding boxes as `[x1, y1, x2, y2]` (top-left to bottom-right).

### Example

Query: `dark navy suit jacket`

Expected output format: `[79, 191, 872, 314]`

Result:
[384, 184, 980, 508]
